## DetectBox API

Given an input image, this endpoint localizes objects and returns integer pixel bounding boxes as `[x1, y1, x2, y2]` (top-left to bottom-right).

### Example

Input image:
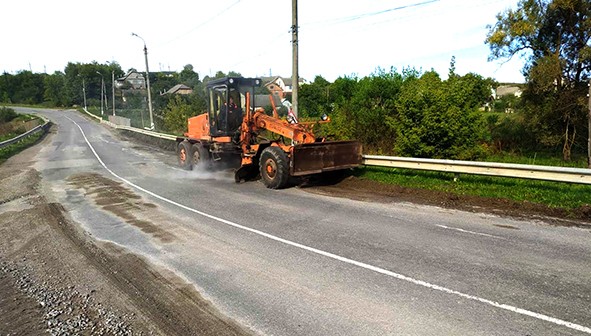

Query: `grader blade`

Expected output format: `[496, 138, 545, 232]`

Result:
[291, 140, 363, 176]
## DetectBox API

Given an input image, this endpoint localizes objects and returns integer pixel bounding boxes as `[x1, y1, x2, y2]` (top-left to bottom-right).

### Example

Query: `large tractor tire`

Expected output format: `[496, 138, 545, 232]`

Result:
[259, 146, 290, 189]
[178, 141, 193, 170]
[191, 143, 211, 171]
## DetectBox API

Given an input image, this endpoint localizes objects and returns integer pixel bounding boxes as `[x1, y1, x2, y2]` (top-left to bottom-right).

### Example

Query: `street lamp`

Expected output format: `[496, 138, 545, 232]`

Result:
[96, 71, 104, 116]
[131, 32, 154, 130]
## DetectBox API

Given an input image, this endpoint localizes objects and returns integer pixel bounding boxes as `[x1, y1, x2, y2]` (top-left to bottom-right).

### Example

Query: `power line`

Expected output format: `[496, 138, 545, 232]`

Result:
[158, 0, 241, 47]
[302, 0, 439, 27]
[228, 31, 290, 70]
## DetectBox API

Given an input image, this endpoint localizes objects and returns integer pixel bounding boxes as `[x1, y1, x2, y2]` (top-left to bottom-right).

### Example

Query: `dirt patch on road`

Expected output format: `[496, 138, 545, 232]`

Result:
[0, 146, 252, 334]
[302, 176, 591, 228]
[67, 173, 177, 243]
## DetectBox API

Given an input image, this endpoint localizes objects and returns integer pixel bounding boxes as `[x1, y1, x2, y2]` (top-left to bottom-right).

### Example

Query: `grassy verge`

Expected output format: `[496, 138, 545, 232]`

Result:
[484, 152, 589, 169]
[356, 166, 591, 209]
[0, 132, 22, 142]
[0, 131, 44, 164]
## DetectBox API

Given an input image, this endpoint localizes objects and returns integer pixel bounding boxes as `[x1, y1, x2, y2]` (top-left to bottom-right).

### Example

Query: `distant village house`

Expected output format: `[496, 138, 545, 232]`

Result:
[160, 84, 193, 96]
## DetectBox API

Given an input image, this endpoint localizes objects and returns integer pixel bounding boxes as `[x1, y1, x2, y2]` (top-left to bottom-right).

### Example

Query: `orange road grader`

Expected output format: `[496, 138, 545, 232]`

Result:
[175, 77, 362, 189]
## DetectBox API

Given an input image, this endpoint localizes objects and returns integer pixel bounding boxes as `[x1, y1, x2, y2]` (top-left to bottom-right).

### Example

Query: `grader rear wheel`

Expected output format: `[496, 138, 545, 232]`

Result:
[178, 141, 193, 170]
[191, 143, 211, 170]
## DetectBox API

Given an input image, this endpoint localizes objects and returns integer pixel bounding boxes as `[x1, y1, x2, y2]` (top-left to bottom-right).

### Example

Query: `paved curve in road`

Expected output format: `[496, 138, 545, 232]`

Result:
[19, 108, 591, 335]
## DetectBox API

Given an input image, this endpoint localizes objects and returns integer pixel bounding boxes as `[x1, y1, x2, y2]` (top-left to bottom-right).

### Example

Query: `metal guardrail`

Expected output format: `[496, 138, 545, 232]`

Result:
[0, 117, 51, 149]
[81, 108, 177, 141]
[363, 155, 591, 185]
[114, 124, 177, 140]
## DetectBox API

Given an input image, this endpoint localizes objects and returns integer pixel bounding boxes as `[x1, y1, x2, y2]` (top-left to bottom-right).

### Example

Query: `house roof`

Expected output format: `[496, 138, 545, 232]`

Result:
[262, 76, 307, 87]
[164, 84, 192, 95]
[496, 85, 522, 97]
[117, 71, 144, 82]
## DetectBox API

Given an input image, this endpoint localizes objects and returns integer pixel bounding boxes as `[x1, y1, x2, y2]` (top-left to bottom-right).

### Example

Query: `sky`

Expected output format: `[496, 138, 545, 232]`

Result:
[1, 0, 525, 83]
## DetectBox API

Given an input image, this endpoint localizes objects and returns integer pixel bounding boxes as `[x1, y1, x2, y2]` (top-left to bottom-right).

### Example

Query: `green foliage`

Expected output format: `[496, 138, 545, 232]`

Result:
[299, 76, 331, 118]
[485, 112, 532, 153]
[163, 94, 205, 135]
[2, 71, 45, 104]
[63, 61, 125, 107]
[359, 165, 591, 210]
[306, 66, 493, 159]
[394, 71, 488, 159]
[486, 0, 591, 160]
[0, 106, 18, 123]
[0, 129, 43, 165]
[492, 94, 520, 113]
[43, 71, 67, 107]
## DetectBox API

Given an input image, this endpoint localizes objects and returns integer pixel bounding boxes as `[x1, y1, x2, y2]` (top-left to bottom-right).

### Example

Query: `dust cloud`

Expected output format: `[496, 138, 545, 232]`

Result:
[165, 165, 237, 183]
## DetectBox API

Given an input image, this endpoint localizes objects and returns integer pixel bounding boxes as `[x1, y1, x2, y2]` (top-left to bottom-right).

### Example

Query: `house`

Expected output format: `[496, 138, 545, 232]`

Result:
[114, 71, 147, 104]
[160, 84, 193, 96]
[261, 76, 307, 96]
[115, 71, 146, 90]
[494, 85, 522, 99]
[493, 85, 523, 113]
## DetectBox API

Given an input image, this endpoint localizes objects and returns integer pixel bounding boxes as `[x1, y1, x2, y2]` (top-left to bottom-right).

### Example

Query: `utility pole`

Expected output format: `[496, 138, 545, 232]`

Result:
[291, 0, 299, 118]
[82, 78, 87, 111]
[104, 79, 108, 113]
[132, 33, 155, 130]
[112, 71, 116, 116]
[96, 71, 104, 116]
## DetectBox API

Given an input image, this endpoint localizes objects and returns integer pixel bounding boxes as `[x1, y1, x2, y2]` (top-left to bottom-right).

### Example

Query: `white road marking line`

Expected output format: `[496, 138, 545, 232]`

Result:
[66, 116, 591, 334]
[436, 224, 505, 240]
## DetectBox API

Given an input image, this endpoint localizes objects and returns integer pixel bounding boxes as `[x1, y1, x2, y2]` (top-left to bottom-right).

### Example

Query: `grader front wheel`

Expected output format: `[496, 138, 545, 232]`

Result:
[259, 147, 289, 189]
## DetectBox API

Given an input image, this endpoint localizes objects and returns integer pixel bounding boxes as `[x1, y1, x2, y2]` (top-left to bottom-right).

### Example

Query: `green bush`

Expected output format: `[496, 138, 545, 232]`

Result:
[312, 67, 492, 159]
[0, 106, 17, 123]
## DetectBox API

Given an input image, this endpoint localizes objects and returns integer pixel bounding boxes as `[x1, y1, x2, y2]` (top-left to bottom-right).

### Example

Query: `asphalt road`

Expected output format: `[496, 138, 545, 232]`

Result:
[17, 107, 591, 335]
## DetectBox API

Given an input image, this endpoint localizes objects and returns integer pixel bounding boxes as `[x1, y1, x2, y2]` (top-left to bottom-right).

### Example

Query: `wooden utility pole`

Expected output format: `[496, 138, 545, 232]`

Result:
[291, 0, 299, 118]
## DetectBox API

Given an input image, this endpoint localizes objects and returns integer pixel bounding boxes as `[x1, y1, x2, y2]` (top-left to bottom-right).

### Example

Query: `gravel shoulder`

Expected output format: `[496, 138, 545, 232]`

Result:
[0, 128, 252, 335]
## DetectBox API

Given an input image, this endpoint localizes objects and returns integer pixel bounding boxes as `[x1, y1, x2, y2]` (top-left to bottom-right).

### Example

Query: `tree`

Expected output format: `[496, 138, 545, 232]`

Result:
[163, 95, 194, 134]
[486, 0, 591, 161]
[299, 75, 331, 118]
[179, 64, 200, 88]
[43, 71, 66, 107]
[12, 71, 44, 104]
[394, 70, 488, 159]
[0, 72, 14, 103]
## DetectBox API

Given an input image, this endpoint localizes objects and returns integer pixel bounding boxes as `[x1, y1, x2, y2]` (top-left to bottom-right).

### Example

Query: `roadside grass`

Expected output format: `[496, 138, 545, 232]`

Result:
[0, 132, 22, 142]
[0, 113, 42, 141]
[355, 166, 591, 209]
[484, 152, 589, 169]
[0, 131, 43, 164]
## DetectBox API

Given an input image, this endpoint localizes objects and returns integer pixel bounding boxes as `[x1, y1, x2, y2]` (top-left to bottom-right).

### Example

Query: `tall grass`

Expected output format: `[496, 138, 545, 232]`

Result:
[0, 131, 43, 164]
